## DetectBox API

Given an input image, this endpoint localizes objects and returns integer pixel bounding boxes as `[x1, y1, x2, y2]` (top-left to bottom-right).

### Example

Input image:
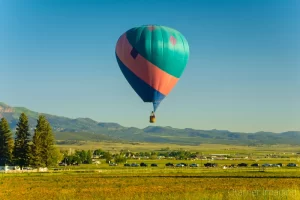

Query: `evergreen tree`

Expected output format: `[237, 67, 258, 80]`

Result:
[30, 124, 43, 168]
[30, 115, 58, 168]
[0, 118, 14, 165]
[13, 113, 31, 168]
[41, 121, 55, 167]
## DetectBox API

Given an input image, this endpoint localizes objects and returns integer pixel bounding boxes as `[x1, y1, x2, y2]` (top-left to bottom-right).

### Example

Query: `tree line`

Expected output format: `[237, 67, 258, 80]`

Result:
[92, 149, 201, 162]
[61, 149, 93, 165]
[0, 113, 61, 169]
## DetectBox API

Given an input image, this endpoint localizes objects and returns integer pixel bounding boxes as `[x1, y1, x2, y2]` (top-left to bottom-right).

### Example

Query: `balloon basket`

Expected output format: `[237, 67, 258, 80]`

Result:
[150, 116, 156, 123]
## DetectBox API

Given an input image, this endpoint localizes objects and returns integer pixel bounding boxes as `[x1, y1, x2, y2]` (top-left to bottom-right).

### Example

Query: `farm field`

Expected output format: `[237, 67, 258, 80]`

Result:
[2, 143, 300, 200]
[1, 168, 300, 200]
[57, 141, 300, 154]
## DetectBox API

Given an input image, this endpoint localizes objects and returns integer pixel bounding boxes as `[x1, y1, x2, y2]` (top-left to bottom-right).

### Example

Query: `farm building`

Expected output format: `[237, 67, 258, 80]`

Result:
[209, 154, 230, 160]
[0, 165, 21, 172]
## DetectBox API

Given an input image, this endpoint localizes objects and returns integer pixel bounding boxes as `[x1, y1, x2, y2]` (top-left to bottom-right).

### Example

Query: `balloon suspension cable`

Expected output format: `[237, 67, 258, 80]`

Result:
[153, 101, 160, 113]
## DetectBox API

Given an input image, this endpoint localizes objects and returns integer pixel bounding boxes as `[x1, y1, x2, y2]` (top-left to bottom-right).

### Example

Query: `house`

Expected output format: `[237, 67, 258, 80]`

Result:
[0, 165, 21, 172]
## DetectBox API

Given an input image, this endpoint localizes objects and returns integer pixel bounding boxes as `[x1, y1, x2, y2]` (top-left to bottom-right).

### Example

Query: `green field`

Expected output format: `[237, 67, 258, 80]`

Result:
[1, 143, 300, 200]
[1, 168, 300, 200]
[57, 141, 300, 153]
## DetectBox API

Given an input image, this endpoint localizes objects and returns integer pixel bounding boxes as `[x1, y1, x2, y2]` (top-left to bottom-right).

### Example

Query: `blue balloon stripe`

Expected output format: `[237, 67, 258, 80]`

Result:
[116, 53, 165, 107]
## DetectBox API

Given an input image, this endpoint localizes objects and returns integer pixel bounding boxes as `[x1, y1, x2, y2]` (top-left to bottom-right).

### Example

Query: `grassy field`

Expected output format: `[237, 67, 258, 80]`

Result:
[1, 168, 300, 200]
[57, 141, 300, 154]
[1, 143, 300, 200]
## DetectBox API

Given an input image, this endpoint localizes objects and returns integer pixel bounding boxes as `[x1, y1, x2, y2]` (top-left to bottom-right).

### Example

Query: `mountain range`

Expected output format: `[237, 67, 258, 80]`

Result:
[1, 102, 299, 145]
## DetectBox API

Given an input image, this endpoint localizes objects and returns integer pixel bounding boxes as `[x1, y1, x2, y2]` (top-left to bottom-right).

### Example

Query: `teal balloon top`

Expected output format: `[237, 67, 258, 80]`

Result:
[115, 25, 190, 112]
[126, 25, 189, 78]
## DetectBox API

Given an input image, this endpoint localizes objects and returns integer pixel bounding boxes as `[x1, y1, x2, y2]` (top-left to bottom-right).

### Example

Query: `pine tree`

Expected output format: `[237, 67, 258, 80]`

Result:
[0, 118, 14, 165]
[13, 113, 31, 168]
[30, 115, 58, 168]
[30, 125, 43, 168]
[41, 121, 55, 167]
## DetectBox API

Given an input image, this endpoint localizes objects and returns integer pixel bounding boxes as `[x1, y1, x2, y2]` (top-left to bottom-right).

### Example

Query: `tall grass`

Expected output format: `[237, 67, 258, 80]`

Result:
[1, 170, 300, 200]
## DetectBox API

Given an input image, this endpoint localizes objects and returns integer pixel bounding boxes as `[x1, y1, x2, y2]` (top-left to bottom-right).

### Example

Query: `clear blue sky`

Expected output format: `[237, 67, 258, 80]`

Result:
[0, 0, 299, 132]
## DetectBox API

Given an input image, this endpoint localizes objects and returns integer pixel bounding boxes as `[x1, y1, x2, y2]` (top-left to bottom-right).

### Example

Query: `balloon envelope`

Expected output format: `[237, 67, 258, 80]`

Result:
[115, 25, 189, 111]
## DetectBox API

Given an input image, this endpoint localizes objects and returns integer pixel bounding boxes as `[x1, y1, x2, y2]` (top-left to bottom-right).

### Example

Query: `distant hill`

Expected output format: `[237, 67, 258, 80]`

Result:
[1, 102, 300, 145]
[0, 102, 118, 142]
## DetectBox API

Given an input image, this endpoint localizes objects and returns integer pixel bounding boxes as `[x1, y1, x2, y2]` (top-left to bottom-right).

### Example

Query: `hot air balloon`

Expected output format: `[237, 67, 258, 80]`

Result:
[115, 25, 189, 123]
